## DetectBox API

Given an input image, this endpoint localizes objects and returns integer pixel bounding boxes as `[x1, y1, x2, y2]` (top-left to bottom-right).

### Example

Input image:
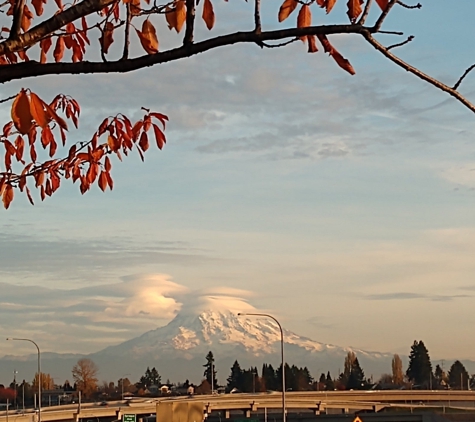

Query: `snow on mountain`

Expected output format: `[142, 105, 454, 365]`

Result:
[89, 309, 395, 381]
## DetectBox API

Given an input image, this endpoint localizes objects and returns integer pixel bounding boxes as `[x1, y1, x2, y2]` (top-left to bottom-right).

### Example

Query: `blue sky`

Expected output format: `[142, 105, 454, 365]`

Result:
[1, 0, 475, 367]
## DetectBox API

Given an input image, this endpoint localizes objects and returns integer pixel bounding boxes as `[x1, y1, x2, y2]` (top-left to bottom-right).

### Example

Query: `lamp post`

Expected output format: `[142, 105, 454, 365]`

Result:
[7, 338, 41, 422]
[238, 313, 286, 422]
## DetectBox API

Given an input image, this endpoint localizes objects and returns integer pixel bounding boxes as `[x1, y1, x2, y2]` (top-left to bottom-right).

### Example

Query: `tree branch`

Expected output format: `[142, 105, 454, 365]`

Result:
[0, 0, 118, 55]
[183, 0, 195, 45]
[364, 33, 475, 113]
[0, 24, 370, 82]
[453, 64, 475, 91]
[373, 0, 397, 32]
[9, 0, 26, 39]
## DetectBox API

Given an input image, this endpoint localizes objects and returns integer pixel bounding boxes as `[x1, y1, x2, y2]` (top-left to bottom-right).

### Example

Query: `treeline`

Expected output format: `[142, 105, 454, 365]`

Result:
[2, 340, 473, 404]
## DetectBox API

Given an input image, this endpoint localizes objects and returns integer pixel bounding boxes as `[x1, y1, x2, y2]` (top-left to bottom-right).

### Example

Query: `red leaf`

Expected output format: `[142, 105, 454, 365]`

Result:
[2, 184, 13, 209]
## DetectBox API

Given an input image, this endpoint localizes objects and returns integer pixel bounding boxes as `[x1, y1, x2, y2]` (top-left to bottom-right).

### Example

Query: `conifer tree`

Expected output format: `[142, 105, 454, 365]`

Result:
[448, 361, 469, 390]
[406, 340, 432, 387]
[325, 372, 334, 391]
[227, 360, 243, 391]
[203, 351, 218, 389]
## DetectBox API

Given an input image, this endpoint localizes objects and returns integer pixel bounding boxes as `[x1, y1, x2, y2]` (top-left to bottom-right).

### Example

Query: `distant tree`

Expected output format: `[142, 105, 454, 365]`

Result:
[227, 360, 243, 391]
[378, 374, 393, 385]
[72, 358, 99, 398]
[276, 363, 290, 392]
[32, 372, 55, 390]
[150, 368, 161, 385]
[262, 364, 277, 391]
[0, 387, 16, 401]
[448, 361, 469, 390]
[406, 341, 432, 387]
[347, 357, 365, 390]
[63, 380, 74, 391]
[203, 351, 218, 389]
[195, 379, 211, 395]
[391, 354, 404, 385]
[434, 364, 447, 389]
[325, 372, 334, 391]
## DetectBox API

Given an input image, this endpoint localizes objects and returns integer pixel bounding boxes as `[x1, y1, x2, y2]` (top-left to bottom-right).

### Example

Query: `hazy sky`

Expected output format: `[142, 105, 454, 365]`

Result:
[1, 1, 475, 365]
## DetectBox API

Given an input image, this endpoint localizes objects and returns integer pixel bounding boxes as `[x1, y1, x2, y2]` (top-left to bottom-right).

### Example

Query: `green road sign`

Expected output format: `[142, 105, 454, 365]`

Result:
[123, 414, 137, 422]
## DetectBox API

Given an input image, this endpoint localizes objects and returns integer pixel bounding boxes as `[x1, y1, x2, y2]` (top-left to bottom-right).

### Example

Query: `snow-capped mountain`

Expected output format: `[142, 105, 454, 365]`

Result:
[0, 309, 408, 383]
[88, 310, 395, 381]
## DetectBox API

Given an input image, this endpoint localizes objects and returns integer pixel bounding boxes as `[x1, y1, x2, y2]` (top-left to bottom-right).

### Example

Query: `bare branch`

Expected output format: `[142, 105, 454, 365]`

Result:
[373, 0, 398, 32]
[357, 0, 372, 26]
[261, 38, 298, 48]
[0, 94, 16, 104]
[397, 0, 421, 9]
[364, 32, 475, 114]
[254, 0, 261, 34]
[0, 24, 369, 82]
[121, 3, 131, 60]
[387, 35, 413, 50]
[9, 0, 26, 38]
[183, 0, 195, 45]
[453, 64, 475, 91]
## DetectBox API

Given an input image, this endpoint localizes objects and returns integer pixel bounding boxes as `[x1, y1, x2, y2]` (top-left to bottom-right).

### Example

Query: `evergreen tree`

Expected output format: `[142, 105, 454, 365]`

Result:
[347, 357, 365, 390]
[203, 351, 218, 389]
[434, 365, 447, 389]
[227, 361, 243, 391]
[150, 367, 161, 385]
[406, 340, 432, 387]
[262, 364, 277, 391]
[448, 361, 469, 390]
[325, 372, 334, 391]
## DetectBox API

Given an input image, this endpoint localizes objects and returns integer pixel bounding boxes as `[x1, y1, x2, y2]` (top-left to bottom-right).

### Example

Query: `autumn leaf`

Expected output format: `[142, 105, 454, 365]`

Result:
[2, 185, 13, 209]
[278, 0, 298, 22]
[165, 5, 177, 30]
[307, 35, 318, 53]
[39, 37, 52, 63]
[130, 0, 141, 15]
[29, 92, 48, 128]
[346, 0, 363, 23]
[11, 90, 33, 135]
[98, 171, 108, 192]
[297, 4, 311, 41]
[138, 131, 149, 152]
[100, 22, 114, 54]
[136, 20, 159, 54]
[316, 0, 325, 6]
[326, 0, 337, 13]
[175, 0, 186, 33]
[317, 34, 355, 75]
[375, 0, 388, 10]
[202, 0, 215, 30]
[53, 37, 64, 62]
[31, 0, 46, 16]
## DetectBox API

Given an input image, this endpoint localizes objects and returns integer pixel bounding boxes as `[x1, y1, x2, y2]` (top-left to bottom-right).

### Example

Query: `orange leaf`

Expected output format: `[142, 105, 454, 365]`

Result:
[29, 92, 48, 128]
[175, 0, 186, 33]
[130, 0, 141, 15]
[297, 4, 311, 41]
[326, 0, 337, 13]
[375, 0, 388, 10]
[202, 0, 215, 30]
[278, 0, 297, 22]
[53, 37, 64, 62]
[2, 184, 13, 209]
[346, 0, 363, 23]
[307, 35, 318, 53]
[31, 0, 45, 16]
[136, 20, 158, 54]
[331, 49, 355, 75]
[11, 90, 33, 135]
[138, 131, 149, 152]
[98, 171, 108, 192]
[44, 102, 68, 131]
[100, 22, 114, 54]
[21, 5, 33, 31]
[25, 186, 34, 205]
[39, 37, 52, 63]
[165, 5, 177, 30]
[316, 0, 325, 6]
[153, 123, 166, 150]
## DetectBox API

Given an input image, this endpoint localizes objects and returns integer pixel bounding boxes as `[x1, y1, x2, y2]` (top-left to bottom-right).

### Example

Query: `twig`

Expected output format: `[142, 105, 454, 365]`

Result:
[377, 30, 403, 35]
[453, 64, 475, 91]
[261, 38, 298, 48]
[121, 3, 131, 60]
[373, 0, 397, 32]
[364, 32, 475, 114]
[254, 0, 261, 34]
[397, 0, 421, 9]
[0, 94, 16, 104]
[387, 35, 413, 50]
[9, 0, 26, 39]
[357, 0, 372, 26]
[183, 0, 195, 45]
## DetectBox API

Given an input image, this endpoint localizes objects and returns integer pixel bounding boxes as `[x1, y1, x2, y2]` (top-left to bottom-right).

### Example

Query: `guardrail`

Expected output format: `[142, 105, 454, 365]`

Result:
[1, 390, 475, 422]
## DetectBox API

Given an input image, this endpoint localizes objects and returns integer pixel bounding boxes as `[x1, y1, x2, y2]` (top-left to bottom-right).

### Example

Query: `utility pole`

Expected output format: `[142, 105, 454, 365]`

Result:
[13, 370, 17, 409]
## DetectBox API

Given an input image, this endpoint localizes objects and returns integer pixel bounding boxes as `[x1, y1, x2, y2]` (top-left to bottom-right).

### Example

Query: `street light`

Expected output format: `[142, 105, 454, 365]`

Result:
[7, 338, 41, 422]
[238, 313, 286, 422]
